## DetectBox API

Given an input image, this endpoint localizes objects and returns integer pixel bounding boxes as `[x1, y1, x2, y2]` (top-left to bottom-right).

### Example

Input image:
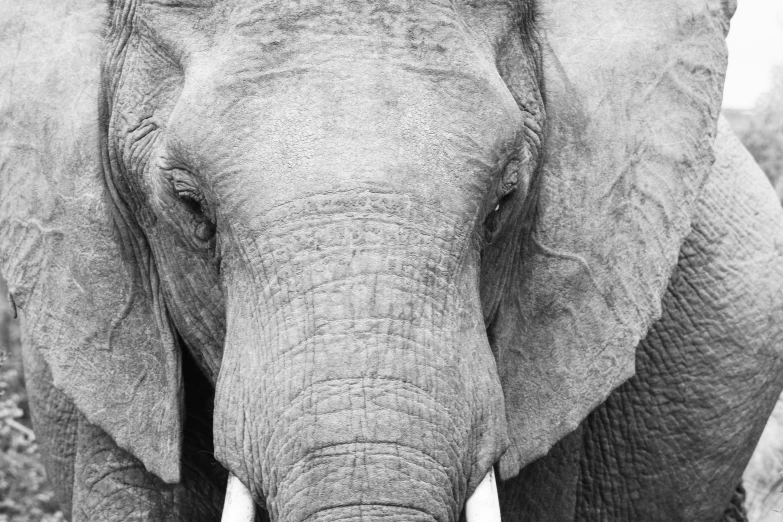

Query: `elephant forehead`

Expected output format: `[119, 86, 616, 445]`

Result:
[125, 0, 529, 217]
[170, 65, 524, 219]
[140, 0, 522, 62]
[213, 66, 518, 156]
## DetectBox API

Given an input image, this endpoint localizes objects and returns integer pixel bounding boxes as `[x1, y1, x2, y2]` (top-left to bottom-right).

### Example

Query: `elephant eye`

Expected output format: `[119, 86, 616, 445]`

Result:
[485, 154, 529, 244]
[176, 188, 204, 214]
[484, 190, 514, 244]
[484, 201, 505, 244]
[176, 190, 216, 244]
[168, 174, 217, 246]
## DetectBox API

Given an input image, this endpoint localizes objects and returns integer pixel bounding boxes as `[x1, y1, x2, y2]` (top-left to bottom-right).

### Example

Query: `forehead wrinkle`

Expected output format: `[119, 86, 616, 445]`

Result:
[225, 0, 458, 34]
[197, 3, 518, 92]
[131, 0, 535, 87]
[218, 1, 468, 59]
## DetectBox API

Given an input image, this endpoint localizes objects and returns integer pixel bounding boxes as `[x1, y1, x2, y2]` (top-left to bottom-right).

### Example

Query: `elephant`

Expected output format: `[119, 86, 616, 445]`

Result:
[2, 0, 783, 520]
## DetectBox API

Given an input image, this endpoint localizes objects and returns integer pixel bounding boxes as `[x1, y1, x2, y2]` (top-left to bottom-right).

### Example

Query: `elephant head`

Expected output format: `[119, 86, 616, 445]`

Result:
[0, 0, 733, 519]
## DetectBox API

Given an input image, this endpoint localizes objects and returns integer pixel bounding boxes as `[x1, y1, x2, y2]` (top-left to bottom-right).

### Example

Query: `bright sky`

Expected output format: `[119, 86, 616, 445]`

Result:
[724, 0, 783, 110]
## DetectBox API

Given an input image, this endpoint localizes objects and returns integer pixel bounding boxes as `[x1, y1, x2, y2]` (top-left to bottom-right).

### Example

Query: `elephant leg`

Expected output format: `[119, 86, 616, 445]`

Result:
[574, 131, 783, 520]
[23, 340, 233, 521]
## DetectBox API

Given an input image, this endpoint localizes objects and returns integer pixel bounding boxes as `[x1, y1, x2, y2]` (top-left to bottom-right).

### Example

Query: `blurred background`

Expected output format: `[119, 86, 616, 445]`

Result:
[723, 0, 783, 201]
[0, 2, 781, 520]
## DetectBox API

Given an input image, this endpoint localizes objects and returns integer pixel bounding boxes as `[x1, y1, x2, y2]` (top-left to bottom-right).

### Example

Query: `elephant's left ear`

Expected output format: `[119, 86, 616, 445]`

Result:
[485, 0, 735, 478]
[0, 0, 182, 482]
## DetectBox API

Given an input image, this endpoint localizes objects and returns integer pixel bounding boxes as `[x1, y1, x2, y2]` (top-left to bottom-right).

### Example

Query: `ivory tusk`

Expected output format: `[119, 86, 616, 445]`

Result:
[465, 467, 502, 522]
[221, 474, 256, 522]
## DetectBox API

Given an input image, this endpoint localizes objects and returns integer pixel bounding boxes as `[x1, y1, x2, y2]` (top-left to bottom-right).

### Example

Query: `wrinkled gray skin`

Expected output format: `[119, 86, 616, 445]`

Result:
[2, 0, 783, 521]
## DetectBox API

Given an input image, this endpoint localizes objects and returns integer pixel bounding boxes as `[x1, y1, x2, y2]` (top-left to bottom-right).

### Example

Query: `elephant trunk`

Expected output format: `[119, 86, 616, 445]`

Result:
[268, 405, 460, 520]
[216, 313, 496, 520]
[213, 193, 508, 521]
[221, 470, 502, 522]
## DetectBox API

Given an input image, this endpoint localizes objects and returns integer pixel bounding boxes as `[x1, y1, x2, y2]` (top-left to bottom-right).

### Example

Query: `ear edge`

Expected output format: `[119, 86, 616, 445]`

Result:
[0, 0, 184, 484]
[489, 0, 729, 477]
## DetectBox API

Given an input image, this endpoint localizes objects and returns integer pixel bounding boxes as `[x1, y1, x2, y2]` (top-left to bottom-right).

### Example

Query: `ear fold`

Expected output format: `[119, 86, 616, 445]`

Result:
[0, 0, 182, 482]
[489, 0, 735, 478]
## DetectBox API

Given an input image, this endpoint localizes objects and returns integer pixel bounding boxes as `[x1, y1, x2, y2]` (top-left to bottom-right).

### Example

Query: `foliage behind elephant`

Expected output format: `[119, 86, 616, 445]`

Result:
[2, 0, 783, 520]
[745, 389, 783, 521]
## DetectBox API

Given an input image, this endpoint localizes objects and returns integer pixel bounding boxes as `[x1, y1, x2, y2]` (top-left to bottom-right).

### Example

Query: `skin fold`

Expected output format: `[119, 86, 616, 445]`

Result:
[2, 0, 783, 520]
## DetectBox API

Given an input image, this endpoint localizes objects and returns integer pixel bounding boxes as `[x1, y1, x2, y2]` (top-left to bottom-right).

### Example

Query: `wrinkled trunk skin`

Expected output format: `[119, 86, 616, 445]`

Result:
[213, 193, 508, 521]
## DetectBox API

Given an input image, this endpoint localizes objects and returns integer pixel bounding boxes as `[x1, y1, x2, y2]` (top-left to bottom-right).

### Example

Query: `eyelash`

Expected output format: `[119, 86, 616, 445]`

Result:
[175, 186, 205, 214]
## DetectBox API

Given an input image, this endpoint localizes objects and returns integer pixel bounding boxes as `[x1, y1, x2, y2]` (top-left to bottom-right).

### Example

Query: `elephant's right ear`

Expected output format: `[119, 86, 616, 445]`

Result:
[0, 0, 182, 482]
[488, 0, 735, 478]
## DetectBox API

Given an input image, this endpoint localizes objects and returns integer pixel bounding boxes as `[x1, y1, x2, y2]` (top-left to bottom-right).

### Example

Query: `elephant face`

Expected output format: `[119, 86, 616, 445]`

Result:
[106, 3, 540, 516]
[0, 0, 733, 520]
[110, 0, 540, 376]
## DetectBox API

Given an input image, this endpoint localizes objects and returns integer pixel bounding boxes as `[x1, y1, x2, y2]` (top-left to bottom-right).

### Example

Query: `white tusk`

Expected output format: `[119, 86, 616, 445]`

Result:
[221, 474, 256, 522]
[465, 467, 502, 522]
